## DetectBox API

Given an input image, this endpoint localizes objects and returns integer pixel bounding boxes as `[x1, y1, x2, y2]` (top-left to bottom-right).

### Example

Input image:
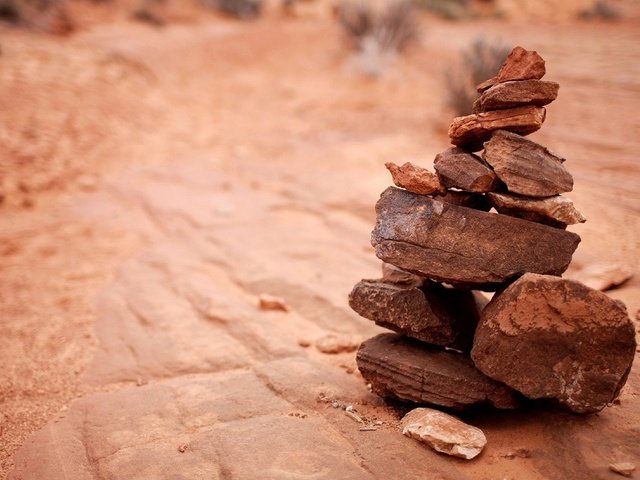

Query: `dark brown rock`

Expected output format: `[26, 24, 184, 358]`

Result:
[381, 263, 425, 288]
[385, 162, 445, 195]
[487, 192, 586, 228]
[371, 187, 581, 290]
[448, 106, 546, 150]
[348, 279, 482, 351]
[439, 190, 491, 211]
[473, 80, 559, 113]
[471, 274, 636, 414]
[356, 333, 520, 410]
[434, 147, 501, 193]
[483, 130, 573, 197]
[477, 46, 546, 92]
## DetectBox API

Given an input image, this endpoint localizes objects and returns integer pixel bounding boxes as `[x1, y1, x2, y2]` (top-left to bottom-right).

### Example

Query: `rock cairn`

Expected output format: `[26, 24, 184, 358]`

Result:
[349, 46, 636, 415]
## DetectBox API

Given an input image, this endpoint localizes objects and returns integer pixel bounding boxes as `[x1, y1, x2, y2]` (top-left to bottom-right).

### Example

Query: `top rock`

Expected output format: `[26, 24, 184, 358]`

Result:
[477, 46, 546, 92]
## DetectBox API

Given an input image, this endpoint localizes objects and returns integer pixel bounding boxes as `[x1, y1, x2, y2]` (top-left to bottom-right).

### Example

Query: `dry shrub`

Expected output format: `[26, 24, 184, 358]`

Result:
[445, 37, 511, 116]
[0, 0, 73, 33]
[578, 0, 621, 20]
[414, 0, 472, 20]
[200, 0, 262, 19]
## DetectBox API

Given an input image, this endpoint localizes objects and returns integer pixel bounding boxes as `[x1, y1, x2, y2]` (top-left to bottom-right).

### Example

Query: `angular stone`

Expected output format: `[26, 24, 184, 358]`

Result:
[487, 192, 586, 228]
[434, 147, 501, 193]
[356, 333, 520, 410]
[471, 274, 637, 414]
[473, 80, 559, 113]
[609, 462, 636, 477]
[401, 408, 487, 460]
[483, 131, 573, 197]
[448, 106, 546, 150]
[381, 262, 425, 288]
[439, 190, 491, 211]
[385, 161, 445, 195]
[258, 293, 289, 311]
[477, 46, 546, 92]
[371, 187, 581, 290]
[348, 279, 482, 351]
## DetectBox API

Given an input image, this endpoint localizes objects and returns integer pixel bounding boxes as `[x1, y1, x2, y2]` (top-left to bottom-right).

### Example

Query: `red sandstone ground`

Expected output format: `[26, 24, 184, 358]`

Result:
[1, 3, 639, 479]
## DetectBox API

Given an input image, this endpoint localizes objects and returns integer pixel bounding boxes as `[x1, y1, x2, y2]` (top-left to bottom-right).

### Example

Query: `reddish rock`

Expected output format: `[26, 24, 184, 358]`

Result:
[483, 131, 573, 197]
[385, 161, 445, 195]
[477, 46, 546, 92]
[438, 190, 492, 211]
[315, 334, 360, 354]
[356, 333, 520, 410]
[434, 147, 501, 193]
[471, 274, 636, 414]
[473, 80, 559, 113]
[348, 279, 482, 351]
[565, 262, 633, 292]
[487, 192, 586, 228]
[381, 262, 425, 287]
[258, 293, 289, 312]
[448, 106, 546, 150]
[371, 187, 580, 290]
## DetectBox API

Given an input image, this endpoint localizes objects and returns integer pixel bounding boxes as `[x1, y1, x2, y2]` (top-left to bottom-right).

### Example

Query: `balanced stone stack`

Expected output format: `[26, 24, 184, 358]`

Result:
[350, 46, 636, 414]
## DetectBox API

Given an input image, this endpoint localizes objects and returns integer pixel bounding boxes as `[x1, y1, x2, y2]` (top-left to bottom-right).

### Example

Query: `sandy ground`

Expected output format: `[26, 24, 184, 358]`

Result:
[1, 6, 639, 479]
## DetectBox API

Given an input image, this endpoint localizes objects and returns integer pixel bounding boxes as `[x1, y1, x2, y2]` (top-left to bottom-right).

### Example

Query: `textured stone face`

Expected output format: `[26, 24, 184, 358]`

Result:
[381, 262, 426, 287]
[401, 408, 487, 460]
[371, 187, 581, 290]
[483, 130, 573, 197]
[438, 190, 492, 211]
[487, 192, 586, 228]
[471, 273, 637, 414]
[385, 161, 445, 195]
[473, 80, 559, 113]
[448, 106, 546, 150]
[477, 46, 546, 92]
[434, 147, 501, 193]
[356, 333, 520, 410]
[348, 279, 482, 351]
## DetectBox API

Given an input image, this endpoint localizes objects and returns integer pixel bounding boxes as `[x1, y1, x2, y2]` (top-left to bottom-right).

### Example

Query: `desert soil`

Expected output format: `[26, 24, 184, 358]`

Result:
[1, 7, 639, 480]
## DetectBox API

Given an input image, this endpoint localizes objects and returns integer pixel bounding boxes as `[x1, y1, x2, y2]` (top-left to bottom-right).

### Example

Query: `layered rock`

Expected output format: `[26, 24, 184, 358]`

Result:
[477, 46, 546, 92]
[385, 161, 445, 196]
[371, 187, 580, 289]
[357, 333, 520, 410]
[434, 147, 501, 193]
[487, 192, 586, 228]
[471, 274, 636, 414]
[473, 80, 559, 113]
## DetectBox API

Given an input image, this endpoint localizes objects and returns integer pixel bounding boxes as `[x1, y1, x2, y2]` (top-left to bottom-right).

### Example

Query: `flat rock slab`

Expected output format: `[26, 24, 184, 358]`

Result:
[438, 190, 491, 211]
[357, 333, 520, 410]
[371, 187, 581, 290]
[471, 273, 636, 414]
[483, 130, 573, 197]
[381, 262, 426, 287]
[434, 147, 501, 193]
[477, 46, 546, 92]
[385, 161, 445, 195]
[348, 279, 482, 351]
[487, 192, 586, 228]
[473, 80, 559, 113]
[401, 408, 487, 460]
[448, 106, 546, 150]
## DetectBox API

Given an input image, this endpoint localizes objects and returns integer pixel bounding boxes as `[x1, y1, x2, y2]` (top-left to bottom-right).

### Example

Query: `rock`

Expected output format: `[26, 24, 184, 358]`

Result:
[473, 80, 559, 113]
[371, 187, 581, 290]
[315, 333, 360, 354]
[348, 279, 482, 351]
[565, 262, 633, 292]
[448, 106, 546, 150]
[258, 293, 289, 312]
[477, 46, 546, 92]
[401, 408, 487, 460]
[483, 130, 573, 197]
[438, 190, 492, 211]
[381, 262, 425, 288]
[487, 192, 586, 228]
[357, 333, 520, 409]
[471, 273, 637, 414]
[434, 147, 501, 193]
[609, 462, 636, 477]
[385, 162, 445, 195]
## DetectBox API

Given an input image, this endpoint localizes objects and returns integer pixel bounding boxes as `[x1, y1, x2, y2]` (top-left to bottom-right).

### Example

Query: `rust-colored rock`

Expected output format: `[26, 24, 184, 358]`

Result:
[385, 161, 445, 195]
[448, 106, 546, 150]
[471, 274, 636, 414]
[434, 147, 501, 193]
[473, 80, 559, 113]
[381, 262, 425, 288]
[438, 190, 492, 211]
[483, 130, 573, 197]
[477, 46, 546, 92]
[371, 187, 580, 290]
[356, 333, 520, 410]
[487, 192, 586, 228]
[348, 279, 482, 351]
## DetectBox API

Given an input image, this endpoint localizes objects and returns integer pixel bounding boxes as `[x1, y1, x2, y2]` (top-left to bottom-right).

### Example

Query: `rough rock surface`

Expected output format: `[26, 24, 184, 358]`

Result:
[471, 273, 637, 414]
[385, 161, 445, 195]
[566, 262, 634, 292]
[357, 333, 520, 409]
[487, 192, 586, 228]
[348, 279, 482, 351]
[477, 46, 546, 92]
[473, 80, 559, 113]
[483, 130, 573, 197]
[609, 462, 636, 477]
[438, 190, 492, 211]
[448, 106, 546, 149]
[434, 147, 501, 193]
[371, 187, 581, 290]
[381, 263, 425, 287]
[401, 408, 487, 460]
